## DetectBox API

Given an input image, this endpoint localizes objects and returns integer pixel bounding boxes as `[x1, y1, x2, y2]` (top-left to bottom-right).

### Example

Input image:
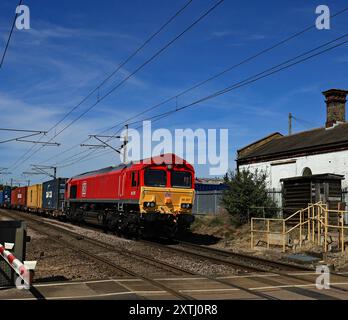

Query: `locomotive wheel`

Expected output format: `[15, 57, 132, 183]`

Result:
[125, 222, 140, 240]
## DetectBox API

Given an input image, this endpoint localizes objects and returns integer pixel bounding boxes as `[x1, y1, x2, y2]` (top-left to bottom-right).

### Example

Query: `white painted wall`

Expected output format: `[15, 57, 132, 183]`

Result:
[239, 149, 348, 189]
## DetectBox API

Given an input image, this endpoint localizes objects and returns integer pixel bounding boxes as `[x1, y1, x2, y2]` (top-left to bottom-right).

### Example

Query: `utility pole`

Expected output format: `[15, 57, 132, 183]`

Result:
[85, 125, 129, 164]
[288, 113, 292, 136]
[123, 125, 128, 164]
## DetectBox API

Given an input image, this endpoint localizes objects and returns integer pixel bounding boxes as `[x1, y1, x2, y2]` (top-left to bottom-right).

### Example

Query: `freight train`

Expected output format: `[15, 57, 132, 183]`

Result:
[0, 154, 195, 238]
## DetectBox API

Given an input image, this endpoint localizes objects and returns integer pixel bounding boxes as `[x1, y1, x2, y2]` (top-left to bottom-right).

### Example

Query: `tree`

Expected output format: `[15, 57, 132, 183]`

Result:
[222, 169, 277, 226]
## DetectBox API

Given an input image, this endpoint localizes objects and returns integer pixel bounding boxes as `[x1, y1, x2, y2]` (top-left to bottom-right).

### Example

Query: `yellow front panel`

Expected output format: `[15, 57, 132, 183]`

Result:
[27, 184, 43, 209]
[140, 187, 195, 214]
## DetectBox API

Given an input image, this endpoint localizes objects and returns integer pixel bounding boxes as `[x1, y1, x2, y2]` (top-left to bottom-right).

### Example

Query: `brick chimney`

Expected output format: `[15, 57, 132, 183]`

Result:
[323, 89, 348, 128]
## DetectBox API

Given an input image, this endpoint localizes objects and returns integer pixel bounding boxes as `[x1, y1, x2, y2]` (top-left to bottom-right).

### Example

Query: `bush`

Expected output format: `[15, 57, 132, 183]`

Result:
[222, 169, 277, 226]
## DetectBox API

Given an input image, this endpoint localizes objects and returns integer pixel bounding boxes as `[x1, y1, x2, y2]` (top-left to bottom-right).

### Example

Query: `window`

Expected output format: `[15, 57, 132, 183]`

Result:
[70, 185, 77, 199]
[302, 167, 312, 177]
[171, 171, 192, 188]
[131, 171, 138, 187]
[144, 169, 167, 187]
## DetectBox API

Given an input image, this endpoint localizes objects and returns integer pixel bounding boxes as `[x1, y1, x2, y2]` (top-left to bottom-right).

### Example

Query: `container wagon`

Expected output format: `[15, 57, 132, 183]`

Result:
[42, 178, 67, 216]
[0, 186, 12, 208]
[26, 184, 43, 212]
[11, 186, 28, 210]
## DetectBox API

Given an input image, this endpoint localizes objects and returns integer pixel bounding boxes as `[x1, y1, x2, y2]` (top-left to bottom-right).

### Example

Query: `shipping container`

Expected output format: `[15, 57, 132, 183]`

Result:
[42, 178, 67, 212]
[26, 184, 43, 211]
[1, 186, 12, 207]
[11, 186, 28, 209]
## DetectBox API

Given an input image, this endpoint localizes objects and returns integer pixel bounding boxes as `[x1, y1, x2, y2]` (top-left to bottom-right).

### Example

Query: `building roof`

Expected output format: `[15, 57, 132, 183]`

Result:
[238, 122, 348, 163]
[280, 173, 344, 182]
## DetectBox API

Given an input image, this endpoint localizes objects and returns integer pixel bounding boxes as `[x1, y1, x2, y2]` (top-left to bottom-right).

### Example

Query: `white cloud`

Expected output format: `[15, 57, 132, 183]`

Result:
[209, 30, 271, 42]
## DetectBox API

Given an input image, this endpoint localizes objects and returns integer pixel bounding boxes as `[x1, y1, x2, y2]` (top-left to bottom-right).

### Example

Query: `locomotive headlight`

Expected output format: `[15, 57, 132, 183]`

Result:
[181, 203, 192, 209]
[144, 201, 156, 208]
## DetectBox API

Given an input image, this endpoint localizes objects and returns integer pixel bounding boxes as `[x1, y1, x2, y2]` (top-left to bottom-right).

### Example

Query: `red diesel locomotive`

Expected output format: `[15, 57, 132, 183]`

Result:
[64, 154, 195, 237]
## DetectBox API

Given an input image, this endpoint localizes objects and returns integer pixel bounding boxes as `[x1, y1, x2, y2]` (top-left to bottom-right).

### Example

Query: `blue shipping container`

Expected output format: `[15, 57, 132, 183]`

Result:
[3, 186, 11, 205]
[42, 178, 67, 211]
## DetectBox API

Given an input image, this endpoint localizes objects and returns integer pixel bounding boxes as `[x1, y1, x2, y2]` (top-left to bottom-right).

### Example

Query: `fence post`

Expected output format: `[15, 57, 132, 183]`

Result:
[317, 205, 321, 245]
[341, 213, 345, 253]
[307, 206, 310, 241]
[267, 220, 270, 249]
[312, 206, 315, 243]
[282, 220, 286, 252]
[324, 207, 328, 253]
[300, 210, 302, 247]
[251, 219, 254, 250]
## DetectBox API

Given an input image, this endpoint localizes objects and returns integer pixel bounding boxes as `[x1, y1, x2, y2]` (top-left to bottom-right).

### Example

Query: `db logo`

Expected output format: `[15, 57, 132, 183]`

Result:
[82, 182, 87, 197]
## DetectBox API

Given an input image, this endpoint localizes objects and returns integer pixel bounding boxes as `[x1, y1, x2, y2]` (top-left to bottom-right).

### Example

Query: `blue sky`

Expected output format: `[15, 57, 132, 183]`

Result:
[0, 0, 347, 184]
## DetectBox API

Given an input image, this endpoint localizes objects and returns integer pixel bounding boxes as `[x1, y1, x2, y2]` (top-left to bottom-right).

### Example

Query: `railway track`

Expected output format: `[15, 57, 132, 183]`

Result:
[3, 209, 348, 299]
[141, 238, 312, 273]
[1, 209, 194, 299]
[141, 239, 348, 296]
[177, 241, 313, 272]
[0, 210, 285, 300]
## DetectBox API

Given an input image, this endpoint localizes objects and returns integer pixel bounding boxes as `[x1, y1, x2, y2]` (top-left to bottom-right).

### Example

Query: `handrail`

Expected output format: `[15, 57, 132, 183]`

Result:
[251, 202, 347, 253]
[284, 209, 302, 222]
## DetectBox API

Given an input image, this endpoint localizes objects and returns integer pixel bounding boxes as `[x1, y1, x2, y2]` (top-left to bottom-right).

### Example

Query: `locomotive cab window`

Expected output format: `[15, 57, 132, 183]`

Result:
[70, 185, 77, 199]
[144, 169, 167, 187]
[171, 171, 192, 188]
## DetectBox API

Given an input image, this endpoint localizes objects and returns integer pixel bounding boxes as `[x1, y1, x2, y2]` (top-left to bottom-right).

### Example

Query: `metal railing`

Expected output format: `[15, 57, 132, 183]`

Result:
[251, 202, 348, 253]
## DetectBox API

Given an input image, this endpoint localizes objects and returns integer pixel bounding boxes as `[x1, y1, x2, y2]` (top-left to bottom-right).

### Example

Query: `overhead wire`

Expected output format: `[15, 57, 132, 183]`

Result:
[0, 0, 23, 69]
[10, 0, 224, 173]
[54, 33, 348, 168]
[46, 5, 348, 168]
[8, 0, 195, 169]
